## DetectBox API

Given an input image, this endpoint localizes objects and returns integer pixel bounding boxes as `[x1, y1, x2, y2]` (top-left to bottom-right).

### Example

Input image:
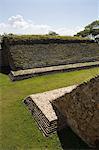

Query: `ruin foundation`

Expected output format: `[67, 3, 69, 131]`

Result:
[24, 85, 76, 136]
[52, 76, 99, 147]
[24, 76, 99, 148]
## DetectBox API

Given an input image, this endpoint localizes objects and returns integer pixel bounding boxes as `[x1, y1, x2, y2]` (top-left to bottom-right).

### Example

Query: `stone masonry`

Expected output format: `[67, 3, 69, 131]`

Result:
[24, 85, 76, 136]
[52, 76, 99, 147]
[24, 76, 99, 148]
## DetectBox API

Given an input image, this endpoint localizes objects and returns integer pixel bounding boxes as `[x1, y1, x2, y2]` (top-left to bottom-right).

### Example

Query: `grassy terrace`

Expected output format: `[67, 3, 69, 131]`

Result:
[0, 67, 99, 150]
[3, 34, 91, 43]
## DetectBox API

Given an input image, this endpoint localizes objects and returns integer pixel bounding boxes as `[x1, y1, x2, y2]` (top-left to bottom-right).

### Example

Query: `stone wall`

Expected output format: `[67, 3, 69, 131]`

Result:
[24, 86, 76, 136]
[0, 41, 1, 67]
[2, 36, 99, 71]
[0, 39, 9, 68]
[9, 61, 99, 81]
[52, 76, 99, 147]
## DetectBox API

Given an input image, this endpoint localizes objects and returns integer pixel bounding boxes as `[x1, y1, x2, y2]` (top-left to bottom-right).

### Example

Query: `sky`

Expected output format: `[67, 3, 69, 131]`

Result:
[0, 0, 98, 35]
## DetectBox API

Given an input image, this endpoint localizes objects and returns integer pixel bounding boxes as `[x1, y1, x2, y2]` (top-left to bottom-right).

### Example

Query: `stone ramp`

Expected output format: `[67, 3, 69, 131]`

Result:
[24, 85, 77, 136]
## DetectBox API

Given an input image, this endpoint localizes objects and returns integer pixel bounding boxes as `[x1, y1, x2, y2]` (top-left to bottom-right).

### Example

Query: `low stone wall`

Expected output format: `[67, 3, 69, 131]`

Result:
[24, 86, 76, 136]
[9, 61, 99, 81]
[52, 76, 99, 147]
[24, 76, 99, 147]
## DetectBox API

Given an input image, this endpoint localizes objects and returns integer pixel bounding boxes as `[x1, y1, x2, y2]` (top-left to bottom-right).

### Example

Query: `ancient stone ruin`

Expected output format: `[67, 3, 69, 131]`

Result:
[2, 36, 99, 70]
[24, 85, 77, 136]
[52, 76, 99, 147]
[24, 76, 99, 148]
[9, 61, 99, 81]
[1, 35, 99, 80]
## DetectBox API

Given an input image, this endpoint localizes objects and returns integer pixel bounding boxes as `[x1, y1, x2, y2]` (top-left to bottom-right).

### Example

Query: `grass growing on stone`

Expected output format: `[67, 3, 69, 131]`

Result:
[2, 34, 98, 70]
[3, 34, 91, 42]
[0, 67, 99, 150]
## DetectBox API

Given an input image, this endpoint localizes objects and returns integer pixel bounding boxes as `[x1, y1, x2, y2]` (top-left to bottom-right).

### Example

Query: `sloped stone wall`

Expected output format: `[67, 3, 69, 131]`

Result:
[0, 42, 1, 67]
[24, 86, 76, 136]
[2, 36, 99, 71]
[0, 40, 9, 67]
[8, 43, 99, 70]
[52, 76, 99, 147]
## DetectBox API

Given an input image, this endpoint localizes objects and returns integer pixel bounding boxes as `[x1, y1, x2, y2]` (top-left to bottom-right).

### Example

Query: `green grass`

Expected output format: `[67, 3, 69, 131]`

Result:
[3, 34, 90, 42]
[0, 67, 99, 150]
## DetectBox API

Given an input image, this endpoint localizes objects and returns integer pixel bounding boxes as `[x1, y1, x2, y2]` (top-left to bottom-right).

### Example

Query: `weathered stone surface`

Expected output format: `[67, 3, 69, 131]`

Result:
[24, 76, 99, 147]
[52, 76, 99, 147]
[9, 61, 99, 81]
[0, 38, 9, 67]
[2, 36, 99, 70]
[24, 85, 76, 136]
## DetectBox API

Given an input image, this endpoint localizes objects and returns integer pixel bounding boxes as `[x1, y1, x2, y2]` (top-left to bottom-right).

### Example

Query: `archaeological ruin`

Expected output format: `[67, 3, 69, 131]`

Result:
[1, 34, 99, 148]
[0, 35, 99, 80]
[24, 76, 99, 148]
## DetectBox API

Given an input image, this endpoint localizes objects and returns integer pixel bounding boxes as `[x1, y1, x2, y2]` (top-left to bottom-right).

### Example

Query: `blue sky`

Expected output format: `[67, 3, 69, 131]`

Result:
[0, 0, 98, 35]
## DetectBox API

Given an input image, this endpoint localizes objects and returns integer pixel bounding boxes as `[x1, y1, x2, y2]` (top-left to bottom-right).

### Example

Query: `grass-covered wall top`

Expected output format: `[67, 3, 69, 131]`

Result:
[2, 34, 94, 45]
[1, 35, 99, 71]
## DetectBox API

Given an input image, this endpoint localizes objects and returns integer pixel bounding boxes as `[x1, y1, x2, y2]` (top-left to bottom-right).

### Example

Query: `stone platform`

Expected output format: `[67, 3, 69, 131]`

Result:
[24, 85, 77, 136]
[52, 76, 99, 147]
[24, 76, 99, 148]
[10, 61, 99, 81]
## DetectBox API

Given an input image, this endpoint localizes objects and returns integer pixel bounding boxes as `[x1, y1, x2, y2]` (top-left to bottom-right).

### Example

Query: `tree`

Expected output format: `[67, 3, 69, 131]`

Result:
[48, 31, 58, 36]
[85, 20, 99, 30]
[75, 20, 99, 37]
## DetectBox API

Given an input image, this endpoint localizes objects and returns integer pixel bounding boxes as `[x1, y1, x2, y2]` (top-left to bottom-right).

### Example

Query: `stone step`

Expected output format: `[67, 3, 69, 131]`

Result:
[24, 85, 77, 136]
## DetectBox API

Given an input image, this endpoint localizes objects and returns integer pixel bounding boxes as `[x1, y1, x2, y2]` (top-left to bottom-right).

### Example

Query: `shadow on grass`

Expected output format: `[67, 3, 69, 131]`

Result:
[0, 66, 11, 74]
[57, 126, 90, 149]
[51, 104, 90, 149]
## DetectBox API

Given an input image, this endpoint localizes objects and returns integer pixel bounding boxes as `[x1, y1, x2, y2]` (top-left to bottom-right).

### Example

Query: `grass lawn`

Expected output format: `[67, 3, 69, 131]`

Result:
[0, 67, 99, 150]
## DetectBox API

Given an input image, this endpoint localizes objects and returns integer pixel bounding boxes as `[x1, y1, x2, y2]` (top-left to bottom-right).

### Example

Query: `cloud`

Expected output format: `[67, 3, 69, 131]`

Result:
[0, 15, 52, 34]
[55, 26, 84, 36]
[0, 15, 83, 35]
[8, 15, 29, 29]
